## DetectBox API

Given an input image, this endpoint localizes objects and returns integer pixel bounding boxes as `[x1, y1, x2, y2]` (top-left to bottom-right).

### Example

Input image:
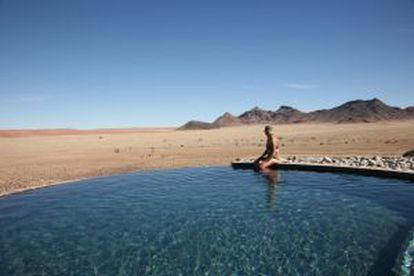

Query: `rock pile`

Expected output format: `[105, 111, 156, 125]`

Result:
[284, 156, 414, 171]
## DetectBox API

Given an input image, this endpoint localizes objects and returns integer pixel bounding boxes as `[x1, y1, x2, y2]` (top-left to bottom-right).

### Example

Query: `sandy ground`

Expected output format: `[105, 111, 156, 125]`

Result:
[1, 121, 413, 196]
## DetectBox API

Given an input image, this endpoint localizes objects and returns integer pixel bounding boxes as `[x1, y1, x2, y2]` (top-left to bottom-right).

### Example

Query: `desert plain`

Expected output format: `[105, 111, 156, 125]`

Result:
[1, 120, 413, 196]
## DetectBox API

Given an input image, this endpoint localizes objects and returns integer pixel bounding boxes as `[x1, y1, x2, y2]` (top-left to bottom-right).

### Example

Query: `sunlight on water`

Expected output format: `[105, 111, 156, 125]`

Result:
[0, 167, 413, 275]
[401, 231, 414, 276]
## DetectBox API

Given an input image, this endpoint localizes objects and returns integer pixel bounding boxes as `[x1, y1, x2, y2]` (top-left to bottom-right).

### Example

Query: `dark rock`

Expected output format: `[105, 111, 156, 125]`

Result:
[403, 150, 414, 157]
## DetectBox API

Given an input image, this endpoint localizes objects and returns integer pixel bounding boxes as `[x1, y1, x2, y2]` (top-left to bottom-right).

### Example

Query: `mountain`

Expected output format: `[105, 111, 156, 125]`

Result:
[271, 106, 305, 124]
[212, 112, 242, 127]
[177, 120, 215, 130]
[405, 106, 414, 113]
[238, 107, 274, 124]
[178, 98, 414, 130]
[305, 98, 408, 123]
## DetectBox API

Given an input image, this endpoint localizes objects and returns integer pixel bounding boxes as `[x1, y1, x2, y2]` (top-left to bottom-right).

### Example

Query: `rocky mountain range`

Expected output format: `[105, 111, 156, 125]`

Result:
[178, 98, 414, 130]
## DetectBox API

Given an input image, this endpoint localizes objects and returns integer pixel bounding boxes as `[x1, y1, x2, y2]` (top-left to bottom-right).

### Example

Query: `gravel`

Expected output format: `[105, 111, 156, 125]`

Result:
[283, 156, 414, 172]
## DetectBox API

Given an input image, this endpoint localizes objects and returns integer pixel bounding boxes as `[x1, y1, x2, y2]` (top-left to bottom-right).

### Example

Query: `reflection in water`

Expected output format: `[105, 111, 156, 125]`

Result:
[260, 169, 280, 209]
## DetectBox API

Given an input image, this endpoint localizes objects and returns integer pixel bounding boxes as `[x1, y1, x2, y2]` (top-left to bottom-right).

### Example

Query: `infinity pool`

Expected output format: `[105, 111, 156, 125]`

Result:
[0, 167, 413, 275]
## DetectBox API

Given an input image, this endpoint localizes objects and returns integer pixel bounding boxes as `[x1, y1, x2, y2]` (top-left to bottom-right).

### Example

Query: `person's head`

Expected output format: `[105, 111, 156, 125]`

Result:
[264, 125, 273, 136]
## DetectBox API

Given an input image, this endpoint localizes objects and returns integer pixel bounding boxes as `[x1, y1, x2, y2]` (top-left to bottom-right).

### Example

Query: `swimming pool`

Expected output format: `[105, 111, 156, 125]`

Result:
[0, 167, 413, 275]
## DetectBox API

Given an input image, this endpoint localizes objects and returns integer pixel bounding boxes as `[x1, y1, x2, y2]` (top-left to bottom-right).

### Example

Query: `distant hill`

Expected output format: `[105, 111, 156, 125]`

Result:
[213, 112, 242, 127]
[178, 98, 414, 130]
[177, 121, 216, 130]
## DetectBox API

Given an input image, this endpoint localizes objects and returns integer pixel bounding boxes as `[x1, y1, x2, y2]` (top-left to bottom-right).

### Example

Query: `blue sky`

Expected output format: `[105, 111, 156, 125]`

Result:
[0, 0, 413, 129]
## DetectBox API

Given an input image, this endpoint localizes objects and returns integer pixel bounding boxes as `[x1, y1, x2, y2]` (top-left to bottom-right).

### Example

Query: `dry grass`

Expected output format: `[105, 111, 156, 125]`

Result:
[1, 120, 413, 196]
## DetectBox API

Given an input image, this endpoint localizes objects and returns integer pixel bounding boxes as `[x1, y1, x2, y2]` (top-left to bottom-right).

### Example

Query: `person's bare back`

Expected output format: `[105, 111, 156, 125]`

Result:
[254, 125, 280, 170]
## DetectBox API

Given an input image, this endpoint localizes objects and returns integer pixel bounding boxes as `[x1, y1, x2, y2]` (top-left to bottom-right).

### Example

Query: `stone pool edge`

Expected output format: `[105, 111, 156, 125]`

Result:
[232, 161, 414, 181]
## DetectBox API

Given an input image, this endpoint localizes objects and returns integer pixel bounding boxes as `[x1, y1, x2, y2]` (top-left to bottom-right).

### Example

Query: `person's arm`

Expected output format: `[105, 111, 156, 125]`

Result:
[262, 140, 275, 162]
[273, 137, 280, 159]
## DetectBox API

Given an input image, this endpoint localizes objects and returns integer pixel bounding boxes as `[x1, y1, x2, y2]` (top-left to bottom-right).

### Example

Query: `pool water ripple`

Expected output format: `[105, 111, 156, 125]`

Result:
[0, 167, 413, 275]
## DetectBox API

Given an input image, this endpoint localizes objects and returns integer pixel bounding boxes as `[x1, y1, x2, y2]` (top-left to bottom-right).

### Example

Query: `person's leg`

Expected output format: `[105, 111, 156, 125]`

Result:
[274, 149, 280, 160]
[259, 158, 279, 170]
[254, 157, 265, 170]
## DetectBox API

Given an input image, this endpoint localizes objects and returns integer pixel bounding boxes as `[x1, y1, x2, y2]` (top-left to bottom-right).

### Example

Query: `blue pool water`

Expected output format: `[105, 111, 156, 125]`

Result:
[0, 167, 413, 275]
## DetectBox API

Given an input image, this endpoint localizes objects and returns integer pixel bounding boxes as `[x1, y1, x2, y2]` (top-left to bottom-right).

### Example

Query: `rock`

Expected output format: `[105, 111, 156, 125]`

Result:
[390, 163, 398, 169]
[399, 162, 407, 170]
[373, 156, 381, 162]
[403, 150, 414, 157]
[265, 155, 414, 172]
[321, 157, 333, 164]
[376, 161, 385, 168]
[304, 157, 320, 163]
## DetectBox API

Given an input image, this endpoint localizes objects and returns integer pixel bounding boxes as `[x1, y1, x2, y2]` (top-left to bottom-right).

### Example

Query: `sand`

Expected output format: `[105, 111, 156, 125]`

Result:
[1, 121, 413, 196]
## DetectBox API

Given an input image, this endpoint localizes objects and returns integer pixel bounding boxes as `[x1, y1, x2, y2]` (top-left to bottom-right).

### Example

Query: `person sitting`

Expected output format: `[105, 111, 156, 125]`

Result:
[254, 125, 280, 170]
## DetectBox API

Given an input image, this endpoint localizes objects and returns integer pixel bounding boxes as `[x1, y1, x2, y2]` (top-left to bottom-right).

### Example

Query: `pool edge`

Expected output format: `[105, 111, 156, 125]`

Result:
[231, 161, 414, 182]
